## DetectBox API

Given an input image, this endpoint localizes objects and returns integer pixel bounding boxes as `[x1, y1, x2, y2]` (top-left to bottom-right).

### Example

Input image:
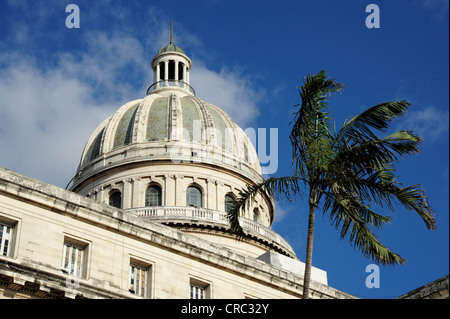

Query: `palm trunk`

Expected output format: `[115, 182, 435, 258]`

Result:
[302, 188, 317, 299]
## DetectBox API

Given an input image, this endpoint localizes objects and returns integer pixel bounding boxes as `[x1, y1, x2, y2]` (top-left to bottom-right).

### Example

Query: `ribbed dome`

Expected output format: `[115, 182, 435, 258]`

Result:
[65, 25, 298, 259]
[71, 92, 261, 189]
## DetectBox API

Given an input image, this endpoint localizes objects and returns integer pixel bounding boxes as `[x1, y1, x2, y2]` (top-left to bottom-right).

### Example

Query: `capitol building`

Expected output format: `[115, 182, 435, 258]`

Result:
[0, 27, 356, 299]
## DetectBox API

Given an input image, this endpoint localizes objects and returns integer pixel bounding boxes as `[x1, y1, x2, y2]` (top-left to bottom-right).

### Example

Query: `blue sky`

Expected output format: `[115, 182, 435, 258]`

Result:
[0, 0, 448, 299]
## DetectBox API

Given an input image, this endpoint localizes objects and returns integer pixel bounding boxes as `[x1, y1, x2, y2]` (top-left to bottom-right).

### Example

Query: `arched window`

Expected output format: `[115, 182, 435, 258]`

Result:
[146, 185, 162, 206]
[186, 186, 202, 208]
[109, 191, 122, 209]
[253, 208, 260, 223]
[225, 194, 236, 213]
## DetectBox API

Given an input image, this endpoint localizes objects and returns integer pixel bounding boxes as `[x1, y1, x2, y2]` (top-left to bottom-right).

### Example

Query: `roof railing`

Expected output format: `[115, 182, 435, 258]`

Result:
[128, 205, 295, 257]
[147, 80, 196, 96]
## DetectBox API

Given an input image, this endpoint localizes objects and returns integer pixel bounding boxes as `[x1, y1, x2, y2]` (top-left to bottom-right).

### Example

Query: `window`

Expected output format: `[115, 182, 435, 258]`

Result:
[225, 194, 236, 213]
[129, 263, 148, 297]
[62, 241, 86, 277]
[186, 186, 202, 208]
[145, 185, 162, 206]
[189, 277, 211, 299]
[109, 190, 122, 208]
[190, 285, 206, 299]
[0, 222, 13, 257]
[253, 208, 260, 223]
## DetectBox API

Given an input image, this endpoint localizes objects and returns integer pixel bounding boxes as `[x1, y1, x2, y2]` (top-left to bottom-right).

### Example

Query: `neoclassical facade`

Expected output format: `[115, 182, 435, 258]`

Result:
[0, 27, 355, 299]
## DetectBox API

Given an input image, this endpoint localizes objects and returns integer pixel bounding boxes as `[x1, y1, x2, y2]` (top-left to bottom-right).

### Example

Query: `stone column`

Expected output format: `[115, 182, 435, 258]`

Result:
[98, 186, 105, 204]
[174, 60, 179, 86]
[162, 175, 173, 206]
[175, 175, 184, 206]
[122, 179, 132, 209]
[164, 60, 169, 86]
[206, 179, 217, 210]
[131, 177, 141, 208]
[93, 188, 100, 202]
[182, 64, 187, 89]
[155, 63, 160, 89]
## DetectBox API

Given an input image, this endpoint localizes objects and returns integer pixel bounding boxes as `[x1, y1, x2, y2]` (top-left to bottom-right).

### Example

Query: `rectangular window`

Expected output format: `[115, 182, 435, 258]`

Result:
[62, 242, 85, 277]
[190, 284, 205, 299]
[0, 223, 12, 257]
[189, 277, 211, 299]
[129, 263, 149, 297]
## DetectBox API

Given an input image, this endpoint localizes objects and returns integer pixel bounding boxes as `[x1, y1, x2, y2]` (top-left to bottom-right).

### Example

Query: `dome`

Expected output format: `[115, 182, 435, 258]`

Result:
[71, 92, 261, 189]
[157, 20, 186, 55]
[67, 23, 297, 259]
[158, 43, 185, 54]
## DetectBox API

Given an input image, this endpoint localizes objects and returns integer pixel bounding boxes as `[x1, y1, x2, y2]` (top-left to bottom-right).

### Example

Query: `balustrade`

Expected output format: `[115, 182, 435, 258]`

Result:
[147, 80, 196, 96]
[127, 206, 294, 255]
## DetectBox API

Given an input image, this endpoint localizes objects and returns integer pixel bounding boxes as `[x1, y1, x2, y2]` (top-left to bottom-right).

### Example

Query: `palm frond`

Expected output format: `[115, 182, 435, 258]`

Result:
[331, 129, 422, 186]
[324, 190, 406, 265]
[322, 182, 392, 231]
[227, 176, 306, 238]
[290, 71, 345, 173]
[379, 130, 422, 157]
[384, 183, 437, 230]
[348, 217, 406, 265]
[318, 124, 434, 265]
[338, 101, 411, 144]
[291, 71, 344, 137]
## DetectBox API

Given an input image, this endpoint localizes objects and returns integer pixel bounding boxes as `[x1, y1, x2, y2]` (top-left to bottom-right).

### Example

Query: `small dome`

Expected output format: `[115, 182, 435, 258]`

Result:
[158, 43, 185, 54]
[157, 20, 186, 55]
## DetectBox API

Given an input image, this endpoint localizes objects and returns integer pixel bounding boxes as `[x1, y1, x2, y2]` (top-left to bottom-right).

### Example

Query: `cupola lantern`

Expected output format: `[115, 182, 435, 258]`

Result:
[148, 19, 195, 95]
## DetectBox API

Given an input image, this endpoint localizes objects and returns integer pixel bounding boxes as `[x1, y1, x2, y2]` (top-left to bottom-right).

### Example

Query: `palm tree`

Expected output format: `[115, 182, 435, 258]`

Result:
[227, 70, 436, 299]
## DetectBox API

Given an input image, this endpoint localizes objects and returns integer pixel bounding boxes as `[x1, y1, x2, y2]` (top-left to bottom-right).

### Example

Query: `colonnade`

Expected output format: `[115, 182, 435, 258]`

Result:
[153, 59, 190, 89]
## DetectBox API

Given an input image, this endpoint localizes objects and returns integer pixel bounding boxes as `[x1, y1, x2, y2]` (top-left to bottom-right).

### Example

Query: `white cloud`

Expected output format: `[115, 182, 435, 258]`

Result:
[57, 32, 150, 102]
[191, 63, 262, 127]
[0, 54, 116, 188]
[273, 203, 291, 224]
[398, 105, 449, 141]
[0, 24, 264, 189]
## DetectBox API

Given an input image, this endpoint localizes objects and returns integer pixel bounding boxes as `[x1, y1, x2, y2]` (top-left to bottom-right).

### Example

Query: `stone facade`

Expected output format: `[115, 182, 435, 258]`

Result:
[0, 29, 357, 300]
[397, 275, 449, 299]
[1, 24, 446, 301]
[0, 167, 355, 299]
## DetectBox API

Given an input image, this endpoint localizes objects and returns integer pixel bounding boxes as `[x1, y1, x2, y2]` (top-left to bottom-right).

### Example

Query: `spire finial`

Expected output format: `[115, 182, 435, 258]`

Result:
[170, 19, 174, 44]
